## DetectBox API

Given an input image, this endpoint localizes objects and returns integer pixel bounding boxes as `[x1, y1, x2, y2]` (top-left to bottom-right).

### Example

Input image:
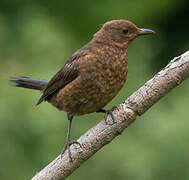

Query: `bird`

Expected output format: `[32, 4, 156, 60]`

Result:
[10, 20, 155, 162]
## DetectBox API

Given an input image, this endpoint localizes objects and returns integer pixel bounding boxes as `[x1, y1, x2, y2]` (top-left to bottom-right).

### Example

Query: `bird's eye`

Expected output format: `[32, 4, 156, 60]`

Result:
[123, 29, 128, 34]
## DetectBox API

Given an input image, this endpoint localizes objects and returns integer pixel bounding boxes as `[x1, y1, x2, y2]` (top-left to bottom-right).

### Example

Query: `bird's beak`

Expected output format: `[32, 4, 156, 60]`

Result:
[138, 28, 155, 35]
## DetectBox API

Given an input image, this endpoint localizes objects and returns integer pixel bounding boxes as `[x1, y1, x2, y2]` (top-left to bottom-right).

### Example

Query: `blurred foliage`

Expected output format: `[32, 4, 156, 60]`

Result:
[0, 0, 189, 179]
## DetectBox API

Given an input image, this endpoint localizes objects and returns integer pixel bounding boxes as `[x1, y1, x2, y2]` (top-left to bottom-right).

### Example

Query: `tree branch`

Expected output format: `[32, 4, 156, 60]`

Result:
[32, 50, 189, 180]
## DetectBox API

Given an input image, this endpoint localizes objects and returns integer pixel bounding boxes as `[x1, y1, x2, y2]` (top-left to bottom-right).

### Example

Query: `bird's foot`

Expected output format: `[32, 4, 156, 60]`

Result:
[104, 109, 116, 125]
[61, 140, 81, 162]
[97, 108, 117, 125]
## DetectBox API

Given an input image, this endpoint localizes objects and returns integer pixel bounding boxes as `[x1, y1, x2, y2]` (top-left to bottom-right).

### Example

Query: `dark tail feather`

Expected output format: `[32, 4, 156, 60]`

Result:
[10, 76, 48, 91]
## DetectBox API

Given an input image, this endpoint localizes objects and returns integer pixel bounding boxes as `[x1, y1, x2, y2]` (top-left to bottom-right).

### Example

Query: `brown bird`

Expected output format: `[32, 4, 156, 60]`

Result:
[10, 20, 154, 161]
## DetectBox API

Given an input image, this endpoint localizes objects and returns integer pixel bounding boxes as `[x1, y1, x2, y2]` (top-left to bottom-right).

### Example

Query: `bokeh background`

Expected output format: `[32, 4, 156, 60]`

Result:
[1, 0, 189, 179]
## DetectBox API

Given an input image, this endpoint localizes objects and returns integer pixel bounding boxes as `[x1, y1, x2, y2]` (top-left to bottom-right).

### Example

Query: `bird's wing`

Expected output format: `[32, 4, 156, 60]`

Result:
[36, 56, 79, 105]
[36, 41, 94, 105]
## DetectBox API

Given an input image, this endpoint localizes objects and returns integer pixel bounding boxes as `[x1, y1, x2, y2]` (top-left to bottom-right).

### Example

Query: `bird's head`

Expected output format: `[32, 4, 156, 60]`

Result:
[93, 20, 155, 47]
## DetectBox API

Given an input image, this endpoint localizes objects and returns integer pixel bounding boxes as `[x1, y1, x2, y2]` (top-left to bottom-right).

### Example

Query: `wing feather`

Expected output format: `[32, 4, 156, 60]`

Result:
[36, 43, 92, 105]
[36, 61, 78, 105]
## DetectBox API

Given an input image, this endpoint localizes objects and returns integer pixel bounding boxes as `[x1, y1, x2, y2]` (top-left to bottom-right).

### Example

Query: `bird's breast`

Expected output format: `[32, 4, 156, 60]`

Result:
[53, 46, 128, 115]
[76, 46, 128, 113]
[80, 47, 128, 92]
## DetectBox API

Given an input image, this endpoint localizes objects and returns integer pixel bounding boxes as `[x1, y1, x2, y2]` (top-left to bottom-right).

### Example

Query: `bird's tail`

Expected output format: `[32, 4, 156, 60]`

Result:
[10, 77, 48, 91]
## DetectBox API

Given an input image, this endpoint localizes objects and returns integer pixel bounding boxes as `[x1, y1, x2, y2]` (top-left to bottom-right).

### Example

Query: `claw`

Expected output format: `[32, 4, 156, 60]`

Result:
[61, 140, 82, 162]
[111, 106, 119, 111]
[104, 110, 116, 125]
[97, 109, 116, 125]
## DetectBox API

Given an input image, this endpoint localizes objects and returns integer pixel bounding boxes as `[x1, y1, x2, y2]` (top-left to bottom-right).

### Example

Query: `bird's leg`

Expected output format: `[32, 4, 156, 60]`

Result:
[61, 113, 81, 162]
[97, 108, 116, 125]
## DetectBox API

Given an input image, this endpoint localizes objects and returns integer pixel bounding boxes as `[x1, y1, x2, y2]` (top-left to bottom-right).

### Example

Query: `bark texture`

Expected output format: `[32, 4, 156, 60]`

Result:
[32, 50, 189, 180]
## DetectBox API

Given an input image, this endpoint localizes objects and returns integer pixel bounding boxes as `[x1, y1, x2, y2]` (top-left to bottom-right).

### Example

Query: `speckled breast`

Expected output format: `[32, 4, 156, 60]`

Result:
[53, 45, 128, 115]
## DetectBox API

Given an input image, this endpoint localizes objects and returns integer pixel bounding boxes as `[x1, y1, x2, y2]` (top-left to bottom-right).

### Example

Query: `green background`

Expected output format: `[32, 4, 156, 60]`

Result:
[0, 0, 189, 179]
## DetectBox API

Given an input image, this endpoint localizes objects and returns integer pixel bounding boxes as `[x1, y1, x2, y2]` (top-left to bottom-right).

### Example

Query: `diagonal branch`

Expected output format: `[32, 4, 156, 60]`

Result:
[32, 50, 189, 180]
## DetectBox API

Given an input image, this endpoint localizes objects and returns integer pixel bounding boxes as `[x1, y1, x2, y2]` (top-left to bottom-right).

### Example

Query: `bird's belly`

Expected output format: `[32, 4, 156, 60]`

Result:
[51, 60, 128, 116]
